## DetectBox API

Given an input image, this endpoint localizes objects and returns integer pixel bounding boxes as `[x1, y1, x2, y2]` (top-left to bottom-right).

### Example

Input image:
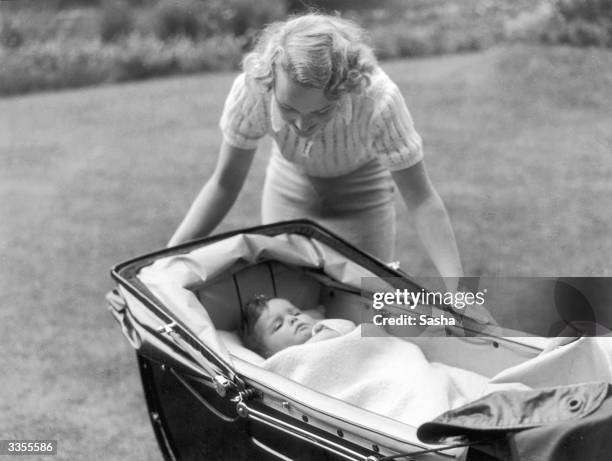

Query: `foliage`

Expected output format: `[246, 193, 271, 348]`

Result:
[147, 0, 287, 43]
[57, 0, 102, 7]
[555, 0, 612, 22]
[542, 17, 612, 47]
[369, 21, 492, 60]
[548, 0, 612, 46]
[57, 0, 155, 6]
[0, 8, 100, 44]
[223, 0, 287, 37]
[151, 0, 207, 41]
[0, 35, 244, 95]
[285, 0, 402, 14]
[114, 34, 243, 80]
[0, 40, 113, 94]
[100, 0, 135, 42]
[3, 0, 611, 96]
[0, 18, 25, 49]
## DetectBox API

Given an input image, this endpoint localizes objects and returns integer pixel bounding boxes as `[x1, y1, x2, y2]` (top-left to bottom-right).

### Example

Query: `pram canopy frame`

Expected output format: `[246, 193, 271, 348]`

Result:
[109, 219, 597, 461]
[111, 220, 459, 460]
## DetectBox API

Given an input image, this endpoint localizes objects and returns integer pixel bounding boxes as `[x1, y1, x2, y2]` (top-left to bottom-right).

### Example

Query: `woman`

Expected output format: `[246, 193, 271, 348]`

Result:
[169, 13, 463, 289]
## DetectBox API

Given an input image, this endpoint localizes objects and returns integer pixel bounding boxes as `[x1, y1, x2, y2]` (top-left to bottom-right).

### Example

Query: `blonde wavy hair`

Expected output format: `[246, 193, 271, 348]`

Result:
[243, 13, 377, 100]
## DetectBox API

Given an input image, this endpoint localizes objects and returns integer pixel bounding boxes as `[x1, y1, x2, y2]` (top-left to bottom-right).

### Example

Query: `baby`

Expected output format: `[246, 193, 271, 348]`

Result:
[240, 294, 355, 358]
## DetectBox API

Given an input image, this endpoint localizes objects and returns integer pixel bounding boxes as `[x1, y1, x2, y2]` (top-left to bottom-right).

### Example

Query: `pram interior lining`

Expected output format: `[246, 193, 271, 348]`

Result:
[135, 232, 557, 453]
[139, 232, 545, 373]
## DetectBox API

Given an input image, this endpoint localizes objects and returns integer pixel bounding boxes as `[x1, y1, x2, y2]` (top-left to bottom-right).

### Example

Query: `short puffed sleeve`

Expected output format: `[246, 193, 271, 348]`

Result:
[219, 73, 269, 150]
[369, 81, 424, 171]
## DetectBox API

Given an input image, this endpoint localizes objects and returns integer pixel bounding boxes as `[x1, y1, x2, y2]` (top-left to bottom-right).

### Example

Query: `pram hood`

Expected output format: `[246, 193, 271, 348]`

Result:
[418, 381, 612, 461]
[134, 231, 383, 368]
[109, 221, 492, 457]
[109, 222, 454, 456]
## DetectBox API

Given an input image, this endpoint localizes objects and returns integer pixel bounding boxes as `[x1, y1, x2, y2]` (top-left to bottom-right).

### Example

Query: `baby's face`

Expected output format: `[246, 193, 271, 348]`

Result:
[253, 298, 316, 356]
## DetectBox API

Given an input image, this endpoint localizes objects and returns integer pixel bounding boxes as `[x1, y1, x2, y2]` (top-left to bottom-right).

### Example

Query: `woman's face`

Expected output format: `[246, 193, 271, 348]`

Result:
[273, 68, 336, 138]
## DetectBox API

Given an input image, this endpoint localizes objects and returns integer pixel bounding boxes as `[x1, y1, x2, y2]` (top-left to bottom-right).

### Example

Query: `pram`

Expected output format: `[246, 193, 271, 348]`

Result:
[107, 220, 612, 461]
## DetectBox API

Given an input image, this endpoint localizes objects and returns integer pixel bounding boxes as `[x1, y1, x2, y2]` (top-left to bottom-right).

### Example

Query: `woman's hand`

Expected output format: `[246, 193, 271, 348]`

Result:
[391, 160, 464, 290]
[168, 141, 256, 246]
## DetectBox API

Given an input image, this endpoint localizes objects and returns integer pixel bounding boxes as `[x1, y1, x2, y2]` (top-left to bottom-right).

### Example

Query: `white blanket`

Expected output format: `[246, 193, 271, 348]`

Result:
[263, 325, 526, 427]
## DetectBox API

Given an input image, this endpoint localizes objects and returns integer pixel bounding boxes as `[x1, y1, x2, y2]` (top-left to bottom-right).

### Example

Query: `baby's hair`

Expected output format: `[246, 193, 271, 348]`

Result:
[243, 12, 376, 100]
[240, 294, 270, 355]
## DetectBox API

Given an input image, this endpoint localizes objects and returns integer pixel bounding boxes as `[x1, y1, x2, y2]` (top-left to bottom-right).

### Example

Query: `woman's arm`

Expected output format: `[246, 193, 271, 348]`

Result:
[391, 160, 463, 290]
[168, 140, 256, 246]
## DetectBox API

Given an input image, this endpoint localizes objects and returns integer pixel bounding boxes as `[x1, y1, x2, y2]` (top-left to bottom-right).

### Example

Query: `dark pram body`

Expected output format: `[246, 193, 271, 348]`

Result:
[107, 220, 612, 461]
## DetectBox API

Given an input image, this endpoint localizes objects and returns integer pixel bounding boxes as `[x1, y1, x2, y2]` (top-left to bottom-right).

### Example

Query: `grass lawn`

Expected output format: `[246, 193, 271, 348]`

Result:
[1, 44, 611, 460]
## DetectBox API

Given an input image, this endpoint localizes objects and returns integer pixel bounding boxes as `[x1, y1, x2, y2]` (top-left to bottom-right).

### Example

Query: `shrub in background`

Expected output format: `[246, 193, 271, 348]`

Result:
[539, 0, 612, 47]
[555, 0, 612, 22]
[1, 10, 58, 47]
[148, 0, 287, 43]
[0, 34, 245, 96]
[1, 19, 25, 49]
[0, 40, 114, 94]
[286, 0, 401, 14]
[505, 0, 612, 48]
[174, 34, 244, 72]
[549, 17, 611, 46]
[112, 34, 243, 80]
[115, 35, 178, 80]
[369, 22, 489, 60]
[1, 8, 101, 44]
[152, 0, 205, 41]
[100, 0, 134, 42]
[57, 0, 101, 7]
[58, 0, 155, 6]
[8, 0, 595, 96]
[505, 3, 556, 42]
[224, 0, 287, 37]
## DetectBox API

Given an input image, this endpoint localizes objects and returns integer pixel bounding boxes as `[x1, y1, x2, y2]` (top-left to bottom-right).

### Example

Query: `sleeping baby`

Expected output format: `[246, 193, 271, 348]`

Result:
[239, 295, 530, 428]
[240, 294, 355, 358]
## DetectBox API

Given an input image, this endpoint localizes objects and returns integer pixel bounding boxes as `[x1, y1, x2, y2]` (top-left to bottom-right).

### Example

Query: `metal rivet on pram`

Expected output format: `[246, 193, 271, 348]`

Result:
[157, 322, 176, 334]
[236, 401, 249, 418]
[213, 375, 231, 397]
[387, 261, 401, 270]
[568, 399, 581, 411]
